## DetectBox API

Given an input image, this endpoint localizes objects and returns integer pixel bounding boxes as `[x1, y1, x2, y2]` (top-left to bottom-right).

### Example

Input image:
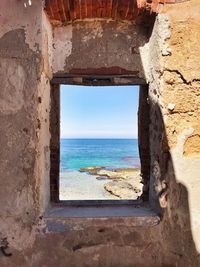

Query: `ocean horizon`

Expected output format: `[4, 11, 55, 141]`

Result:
[60, 138, 140, 172]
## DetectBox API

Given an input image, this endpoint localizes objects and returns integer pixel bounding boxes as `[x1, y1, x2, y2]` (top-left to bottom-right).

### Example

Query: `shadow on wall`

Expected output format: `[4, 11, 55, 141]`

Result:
[137, 12, 200, 265]
[151, 102, 200, 266]
[0, 7, 199, 266]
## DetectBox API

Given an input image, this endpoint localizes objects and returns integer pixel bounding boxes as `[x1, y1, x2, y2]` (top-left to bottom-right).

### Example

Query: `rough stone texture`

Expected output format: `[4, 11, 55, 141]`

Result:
[161, 1, 200, 261]
[0, 221, 163, 267]
[0, 28, 41, 251]
[0, 0, 52, 251]
[79, 167, 143, 199]
[52, 20, 148, 81]
[0, 0, 200, 266]
[141, 1, 200, 266]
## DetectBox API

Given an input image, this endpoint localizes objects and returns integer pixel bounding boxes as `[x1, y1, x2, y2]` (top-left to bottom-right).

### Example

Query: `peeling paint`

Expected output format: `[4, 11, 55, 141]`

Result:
[81, 21, 103, 42]
[0, 1, 200, 266]
[0, 59, 25, 114]
[53, 25, 72, 73]
[0, 0, 42, 53]
[52, 20, 147, 79]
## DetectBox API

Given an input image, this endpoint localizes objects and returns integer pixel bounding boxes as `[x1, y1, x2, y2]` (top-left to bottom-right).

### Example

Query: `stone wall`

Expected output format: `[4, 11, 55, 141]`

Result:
[142, 1, 200, 266]
[52, 20, 148, 83]
[0, 0, 200, 266]
[0, 0, 51, 251]
[161, 2, 200, 264]
[0, 0, 55, 253]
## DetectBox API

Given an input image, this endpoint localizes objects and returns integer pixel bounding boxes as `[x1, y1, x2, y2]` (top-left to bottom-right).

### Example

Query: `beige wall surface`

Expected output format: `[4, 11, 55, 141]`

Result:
[0, 1, 199, 266]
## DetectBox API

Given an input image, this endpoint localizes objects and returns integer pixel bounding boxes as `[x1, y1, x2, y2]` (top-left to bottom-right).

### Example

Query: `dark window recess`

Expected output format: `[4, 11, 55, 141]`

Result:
[49, 78, 150, 204]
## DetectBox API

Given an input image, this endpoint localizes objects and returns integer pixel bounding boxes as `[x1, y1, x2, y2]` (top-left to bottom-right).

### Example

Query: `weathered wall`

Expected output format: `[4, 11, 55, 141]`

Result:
[52, 20, 148, 81]
[0, 0, 41, 251]
[0, 0, 53, 251]
[0, 3, 159, 266]
[161, 2, 200, 264]
[142, 0, 200, 266]
[0, 0, 200, 266]
[37, 9, 53, 215]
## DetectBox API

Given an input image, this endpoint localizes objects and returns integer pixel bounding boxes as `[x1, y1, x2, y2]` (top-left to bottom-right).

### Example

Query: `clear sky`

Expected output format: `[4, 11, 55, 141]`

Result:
[60, 85, 139, 139]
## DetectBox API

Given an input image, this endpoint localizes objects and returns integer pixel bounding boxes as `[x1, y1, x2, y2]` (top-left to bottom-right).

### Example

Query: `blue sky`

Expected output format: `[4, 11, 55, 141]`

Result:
[60, 85, 139, 139]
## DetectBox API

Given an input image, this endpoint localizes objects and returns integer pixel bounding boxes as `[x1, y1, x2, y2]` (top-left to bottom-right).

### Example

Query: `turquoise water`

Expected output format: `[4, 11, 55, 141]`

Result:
[60, 139, 140, 171]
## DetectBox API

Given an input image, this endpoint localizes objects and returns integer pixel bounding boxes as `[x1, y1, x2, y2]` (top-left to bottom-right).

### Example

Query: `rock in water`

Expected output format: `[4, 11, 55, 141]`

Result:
[97, 168, 141, 180]
[104, 181, 141, 199]
[79, 166, 143, 199]
[79, 166, 105, 175]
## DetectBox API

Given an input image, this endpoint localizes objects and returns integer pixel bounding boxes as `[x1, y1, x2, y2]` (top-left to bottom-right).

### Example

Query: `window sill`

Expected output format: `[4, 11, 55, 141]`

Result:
[44, 204, 160, 232]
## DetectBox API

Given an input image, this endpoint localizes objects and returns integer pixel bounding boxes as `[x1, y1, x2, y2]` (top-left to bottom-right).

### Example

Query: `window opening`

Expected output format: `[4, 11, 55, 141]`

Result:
[58, 84, 142, 201]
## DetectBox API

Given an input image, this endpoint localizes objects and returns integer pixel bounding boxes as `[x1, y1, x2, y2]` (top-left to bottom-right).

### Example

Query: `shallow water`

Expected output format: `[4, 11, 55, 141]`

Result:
[60, 170, 119, 200]
[60, 139, 140, 171]
[59, 139, 140, 200]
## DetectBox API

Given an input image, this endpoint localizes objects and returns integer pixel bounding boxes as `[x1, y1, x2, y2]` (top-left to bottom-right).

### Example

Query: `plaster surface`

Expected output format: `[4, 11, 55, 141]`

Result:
[52, 20, 148, 80]
[0, 1, 200, 266]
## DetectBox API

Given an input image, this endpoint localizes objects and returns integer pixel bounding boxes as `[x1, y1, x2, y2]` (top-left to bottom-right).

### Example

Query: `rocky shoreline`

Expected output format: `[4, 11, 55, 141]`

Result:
[80, 166, 143, 199]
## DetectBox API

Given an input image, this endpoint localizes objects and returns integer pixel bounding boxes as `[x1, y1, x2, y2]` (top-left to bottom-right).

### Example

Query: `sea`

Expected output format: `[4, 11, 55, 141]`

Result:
[60, 139, 140, 200]
[60, 138, 140, 171]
